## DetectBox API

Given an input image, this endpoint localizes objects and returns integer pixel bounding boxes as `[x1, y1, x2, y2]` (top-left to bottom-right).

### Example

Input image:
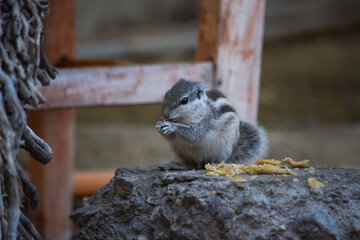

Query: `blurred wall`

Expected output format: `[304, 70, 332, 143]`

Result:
[73, 0, 360, 169]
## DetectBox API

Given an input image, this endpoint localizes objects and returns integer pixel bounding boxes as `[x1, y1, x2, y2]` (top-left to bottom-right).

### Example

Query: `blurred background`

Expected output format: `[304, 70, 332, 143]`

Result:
[73, 0, 360, 170]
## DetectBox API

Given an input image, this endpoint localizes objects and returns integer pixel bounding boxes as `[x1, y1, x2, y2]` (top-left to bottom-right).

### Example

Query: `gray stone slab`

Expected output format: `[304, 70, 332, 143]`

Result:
[71, 165, 360, 240]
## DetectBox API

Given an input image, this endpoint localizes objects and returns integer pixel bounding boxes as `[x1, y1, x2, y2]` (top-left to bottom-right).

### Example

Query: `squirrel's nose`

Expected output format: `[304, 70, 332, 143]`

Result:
[163, 112, 169, 119]
[162, 109, 169, 119]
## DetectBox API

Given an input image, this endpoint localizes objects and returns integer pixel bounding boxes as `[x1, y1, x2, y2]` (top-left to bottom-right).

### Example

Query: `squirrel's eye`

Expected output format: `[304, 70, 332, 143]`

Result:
[180, 97, 188, 105]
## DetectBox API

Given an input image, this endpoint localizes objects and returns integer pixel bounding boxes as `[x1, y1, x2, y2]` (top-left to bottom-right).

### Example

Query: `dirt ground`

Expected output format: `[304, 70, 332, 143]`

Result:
[74, 119, 360, 170]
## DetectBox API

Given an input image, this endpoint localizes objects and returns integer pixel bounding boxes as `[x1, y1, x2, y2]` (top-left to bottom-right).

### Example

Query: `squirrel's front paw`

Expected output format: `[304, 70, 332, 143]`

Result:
[156, 121, 175, 136]
[156, 121, 163, 133]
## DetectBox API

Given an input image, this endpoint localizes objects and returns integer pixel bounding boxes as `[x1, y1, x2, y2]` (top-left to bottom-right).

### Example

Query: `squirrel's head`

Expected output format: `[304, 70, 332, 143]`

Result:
[162, 78, 208, 124]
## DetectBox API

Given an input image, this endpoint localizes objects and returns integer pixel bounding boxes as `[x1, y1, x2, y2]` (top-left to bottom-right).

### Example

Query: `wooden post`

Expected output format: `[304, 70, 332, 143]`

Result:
[197, 0, 265, 121]
[28, 110, 75, 239]
[28, 0, 75, 239]
[196, 0, 220, 63]
[216, 0, 265, 121]
[37, 62, 213, 109]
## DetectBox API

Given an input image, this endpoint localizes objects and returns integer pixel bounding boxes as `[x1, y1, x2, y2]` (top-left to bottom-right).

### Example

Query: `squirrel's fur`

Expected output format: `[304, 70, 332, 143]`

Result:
[156, 78, 268, 168]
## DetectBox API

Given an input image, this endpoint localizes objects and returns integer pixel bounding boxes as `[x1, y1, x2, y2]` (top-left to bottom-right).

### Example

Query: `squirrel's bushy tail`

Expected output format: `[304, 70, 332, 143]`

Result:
[228, 120, 268, 164]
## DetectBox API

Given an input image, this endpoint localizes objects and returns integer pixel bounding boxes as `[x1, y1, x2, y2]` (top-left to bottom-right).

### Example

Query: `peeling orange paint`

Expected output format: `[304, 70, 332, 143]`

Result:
[105, 72, 126, 81]
[243, 0, 262, 46]
[241, 0, 262, 62]
[241, 49, 255, 62]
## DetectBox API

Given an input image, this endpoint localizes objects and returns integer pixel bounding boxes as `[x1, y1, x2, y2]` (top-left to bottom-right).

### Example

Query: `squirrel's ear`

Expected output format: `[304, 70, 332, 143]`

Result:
[179, 78, 186, 82]
[195, 81, 204, 91]
[195, 81, 205, 99]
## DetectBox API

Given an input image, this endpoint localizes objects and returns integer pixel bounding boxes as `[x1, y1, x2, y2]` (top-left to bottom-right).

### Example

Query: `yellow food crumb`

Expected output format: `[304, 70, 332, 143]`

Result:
[222, 164, 234, 172]
[283, 157, 309, 168]
[231, 176, 247, 183]
[206, 172, 220, 176]
[216, 161, 225, 169]
[256, 164, 282, 174]
[205, 163, 300, 177]
[256, 159, 281, 166]
[163, 172, 177, 180]
[240, 165, 258, 175]
[308, 167, 316, 174]
[205, 163, 215, 172]
[285, 167, 298, 176]
[204, 158, 309, 179]
[307, 178, 325, 188]
[250, 175, 258, 180]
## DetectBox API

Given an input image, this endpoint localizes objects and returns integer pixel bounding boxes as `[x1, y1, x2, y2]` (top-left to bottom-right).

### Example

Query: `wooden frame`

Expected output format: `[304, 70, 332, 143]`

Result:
[29, 0, 265, 239]
[38, 62, 213, 109]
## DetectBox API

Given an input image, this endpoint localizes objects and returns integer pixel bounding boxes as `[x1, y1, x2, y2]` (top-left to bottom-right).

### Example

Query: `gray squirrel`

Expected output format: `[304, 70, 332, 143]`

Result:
[156, 78, 268, 168]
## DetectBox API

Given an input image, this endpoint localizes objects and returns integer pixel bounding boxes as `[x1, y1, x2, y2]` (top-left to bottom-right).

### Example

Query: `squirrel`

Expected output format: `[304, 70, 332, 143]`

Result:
[156, 78, 268, 168]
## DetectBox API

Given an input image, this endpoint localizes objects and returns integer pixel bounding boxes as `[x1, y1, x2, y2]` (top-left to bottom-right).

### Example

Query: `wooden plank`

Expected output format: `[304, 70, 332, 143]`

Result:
[28, 0, 75, 239]
[28, 110, 75, 239]
[41, 0, 74, 65]
[216, 0, 265, 121]
[196, 0, 220, 63]
[38, 62, 213, 109]
[73, 170, 114, 197]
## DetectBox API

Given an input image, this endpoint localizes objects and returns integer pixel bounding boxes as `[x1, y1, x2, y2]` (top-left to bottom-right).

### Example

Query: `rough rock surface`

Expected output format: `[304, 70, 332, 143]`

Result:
[71, 165, 360, 240]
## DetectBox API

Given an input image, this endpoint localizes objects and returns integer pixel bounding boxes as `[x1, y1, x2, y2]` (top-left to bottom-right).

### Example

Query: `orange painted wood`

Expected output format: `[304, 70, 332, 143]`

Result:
[216, 0, 265, 121]
[28, 110, 75, 239]
[38, 62, 213, 109]
[41, 0, 74, 65]
[196, 0, 220, 63]
[28, 0, 75, 239]
[73, 170, 115, 197]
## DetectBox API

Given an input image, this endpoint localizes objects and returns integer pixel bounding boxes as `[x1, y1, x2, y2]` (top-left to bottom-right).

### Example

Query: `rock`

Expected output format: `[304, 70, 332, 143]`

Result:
[71, 165, 360, 240]
[295, 210, 339, 240]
